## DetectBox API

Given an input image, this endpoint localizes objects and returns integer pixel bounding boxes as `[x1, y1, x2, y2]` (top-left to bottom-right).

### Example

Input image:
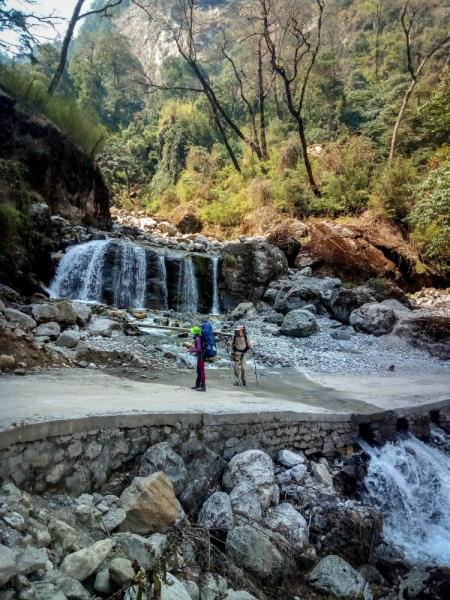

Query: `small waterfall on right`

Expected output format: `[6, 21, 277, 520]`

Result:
[211, 257, 220, 314]
[113, 243, 147, 309]
[360, 430, 450, 566]
[158, 254, 169, 310]
[177, 256, 199, 313]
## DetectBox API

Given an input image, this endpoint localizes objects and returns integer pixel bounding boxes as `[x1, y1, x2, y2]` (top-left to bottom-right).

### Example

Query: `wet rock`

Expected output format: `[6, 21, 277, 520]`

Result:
[222, 450, 274, 509]
[118, 472, 182, 535]
[396, 566, 450, 600]
[226, 525, 273, 579]
[309, 555, 373, 599]
[139, 442, 187, 496]
[5, 308, 36, 331]
[109, 557, 135, 587]
[281, 309, 318, 338]
[311, 462, 333, 487]
[60, 538, 112, 581]
[350, 303, 396, 336]
[36, 322, 60, 339]
[198, 492, 234, 533]
[277, 449, 305, 468]
[32, 303, 59, 323]
[0, 544, 17, 586]
[220, 240, 288, 310]
[55, 330, 80, 349]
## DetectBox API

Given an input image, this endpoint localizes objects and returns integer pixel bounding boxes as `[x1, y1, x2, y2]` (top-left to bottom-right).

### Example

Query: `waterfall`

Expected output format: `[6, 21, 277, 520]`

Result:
[113, 243, 147, 309]
[177, 256, 199, 313]
[49, 240, 109, 302]
[359, 430, 450, 566]
[211, 257, 220, 314]
[158, 254, 169, 310]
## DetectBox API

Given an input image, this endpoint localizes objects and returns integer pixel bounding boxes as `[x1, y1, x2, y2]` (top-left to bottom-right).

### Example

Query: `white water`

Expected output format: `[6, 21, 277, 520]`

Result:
[113, 243, 147, 309]
[158, 254, 169, 310]
[49, 240, 109, 302]
[360, 432, 450, 566]
[177, 256, 199, 313]
[211, 257, 220, 314]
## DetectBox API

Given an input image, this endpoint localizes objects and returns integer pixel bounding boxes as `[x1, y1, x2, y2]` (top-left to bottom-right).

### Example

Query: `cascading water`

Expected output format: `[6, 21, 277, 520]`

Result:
[211, 257, 220, 314]
[158, 254, 169, 310]
[49, 240, 109, 303]
[360, 429, 450, 566]
[113, 243, 147, 309]
[177, 256, 199, 313]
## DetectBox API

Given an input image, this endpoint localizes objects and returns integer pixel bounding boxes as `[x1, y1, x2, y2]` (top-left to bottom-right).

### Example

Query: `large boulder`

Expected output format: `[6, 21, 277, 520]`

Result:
[55, 300, 78, 326]
[222, 450, 274, 509]
[220, 241, 288, 310]
[16, 547, 47, 574]
[0, 284, 19, 303]
[309, 555, 373, 599]
[168, 202, 203, 234]
[55, 330, 81, 349]
[230, 302, 257, 321]
[36, 321, 60, 339]
[393, 315, 450, 360]
[0, 544, 17, 586]
[71, 302, 92, 326]
[396, 566, 450, 600]
[109, 558, 135, 587]
[328, 288, 376, 324]
[311, 462, 333, 487]
[87, 317, 122, 337]
[113, 532, 160, 570]
[32, 303, 59, 323]
[160, 573, 193, 600]
[281, 309, 318, 338]
[350, 303, 397, 336]
[139, 442, 187, 496]
[230, 482, 262, 522]
[226, 525, 273, 579]
[266, 222, 305, 267]
[118, 472, 182, 535]
[274, 276, 340, 315]
[263, 503, 308, 551]
[60, 539, 112, 582]
[5, 308, 36, 331]
[198, 492, 235, 533]
[179, 441, 227, 518]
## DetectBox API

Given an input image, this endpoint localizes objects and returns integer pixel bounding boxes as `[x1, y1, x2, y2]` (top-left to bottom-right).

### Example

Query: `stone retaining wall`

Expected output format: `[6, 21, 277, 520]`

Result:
[1, 402, 448, 496]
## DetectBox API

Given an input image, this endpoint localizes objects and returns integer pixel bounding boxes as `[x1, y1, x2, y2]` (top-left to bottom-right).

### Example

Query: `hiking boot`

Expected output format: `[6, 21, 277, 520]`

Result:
[191, 386, 201, 390]
[233, 381, 240, 386]
[196, 384, 206, 392]
[242, 380, 246, 386]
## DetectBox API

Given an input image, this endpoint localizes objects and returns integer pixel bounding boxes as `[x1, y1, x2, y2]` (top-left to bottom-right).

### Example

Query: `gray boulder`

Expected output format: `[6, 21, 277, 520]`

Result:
[55, 300, 78, 326]
[274, 276, 340, 315]
[264, 312, 284, 324]
[198, 492, 234, 533]
[5, 308, 36, 331]
[0, 284, 19, 303]
[139, 442, 187, 496]
[222, 450, 274, 509]
[230, 303, 257, 321]
[0, 544, 17, 586]
[264, 503, 308, 550]
[36, 322, 60, 339]
[328, 287, 376, 324]
[109, 557, 135, 587]
[60, 539, 112, 581]
[112, 532, 158, 570]
[396, 566, 450, 600]
[230, 482, 262, 522]
[16, 547, 47, 575]
[55, 330, 80, 349]
[309, 555, 372, 599]
[311, 462, 333, 487]
[43, 570, 90, 600]
[94, 569, 114, 595]
[32, 303, 59, 323]
[160, 573, 192, 600]
[87, 318, 121, 337]
[281, 309, 318, 338]
[263, 289, 278, 306]
[350, 303, 396, 336]
[0, 299, 5, 314]
[34, 582, 68, 600]
[277, 449, 305, 468]
[179, 441, 226, 518]
[102, 508, 126, 531]
[199, 572, 227, 600]
[182, 581, 200, 600]
[71, 302, 92, 326]
[226, 525, 273, 579]
[331, 329, 352, 341]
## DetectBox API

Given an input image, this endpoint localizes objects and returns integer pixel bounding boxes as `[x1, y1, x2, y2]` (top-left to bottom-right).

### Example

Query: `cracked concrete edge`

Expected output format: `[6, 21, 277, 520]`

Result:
[1, 395, 450, 451]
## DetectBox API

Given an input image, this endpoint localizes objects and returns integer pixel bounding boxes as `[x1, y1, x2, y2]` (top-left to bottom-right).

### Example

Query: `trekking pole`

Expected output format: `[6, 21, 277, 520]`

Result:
[180, 357, 188, 390]
[252, 350, 259, 388]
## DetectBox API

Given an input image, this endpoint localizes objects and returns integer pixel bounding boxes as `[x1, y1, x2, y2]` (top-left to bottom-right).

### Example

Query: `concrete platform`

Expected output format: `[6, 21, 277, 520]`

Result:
[1, 368, 449, 448]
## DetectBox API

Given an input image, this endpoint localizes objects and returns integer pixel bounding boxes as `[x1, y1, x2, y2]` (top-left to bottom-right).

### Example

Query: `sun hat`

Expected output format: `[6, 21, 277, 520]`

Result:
[190, 326, 201, 335]
[235, 325, 244, 331]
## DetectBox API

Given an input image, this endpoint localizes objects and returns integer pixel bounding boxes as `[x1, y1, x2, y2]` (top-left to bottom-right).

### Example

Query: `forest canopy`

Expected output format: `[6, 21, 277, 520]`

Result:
[1, 0, 450, 266]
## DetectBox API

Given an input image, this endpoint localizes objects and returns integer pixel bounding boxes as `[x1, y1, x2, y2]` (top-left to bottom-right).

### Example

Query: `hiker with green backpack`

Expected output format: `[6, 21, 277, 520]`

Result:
[187, 323, 217, 392]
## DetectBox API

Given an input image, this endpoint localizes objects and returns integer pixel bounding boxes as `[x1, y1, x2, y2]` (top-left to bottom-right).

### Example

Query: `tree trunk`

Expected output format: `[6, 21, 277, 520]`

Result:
[207, 90, 241, 172]
[48, 0, 87, 95]
[389, 78, 416, 160]
[297, 117, 321, 197]
[258, 40, 269, 161]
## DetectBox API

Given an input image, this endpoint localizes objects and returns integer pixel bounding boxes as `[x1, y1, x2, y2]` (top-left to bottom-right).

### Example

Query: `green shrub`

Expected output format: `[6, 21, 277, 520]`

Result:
[370, 157, 416, 220]
[366, 277, 389, 289]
